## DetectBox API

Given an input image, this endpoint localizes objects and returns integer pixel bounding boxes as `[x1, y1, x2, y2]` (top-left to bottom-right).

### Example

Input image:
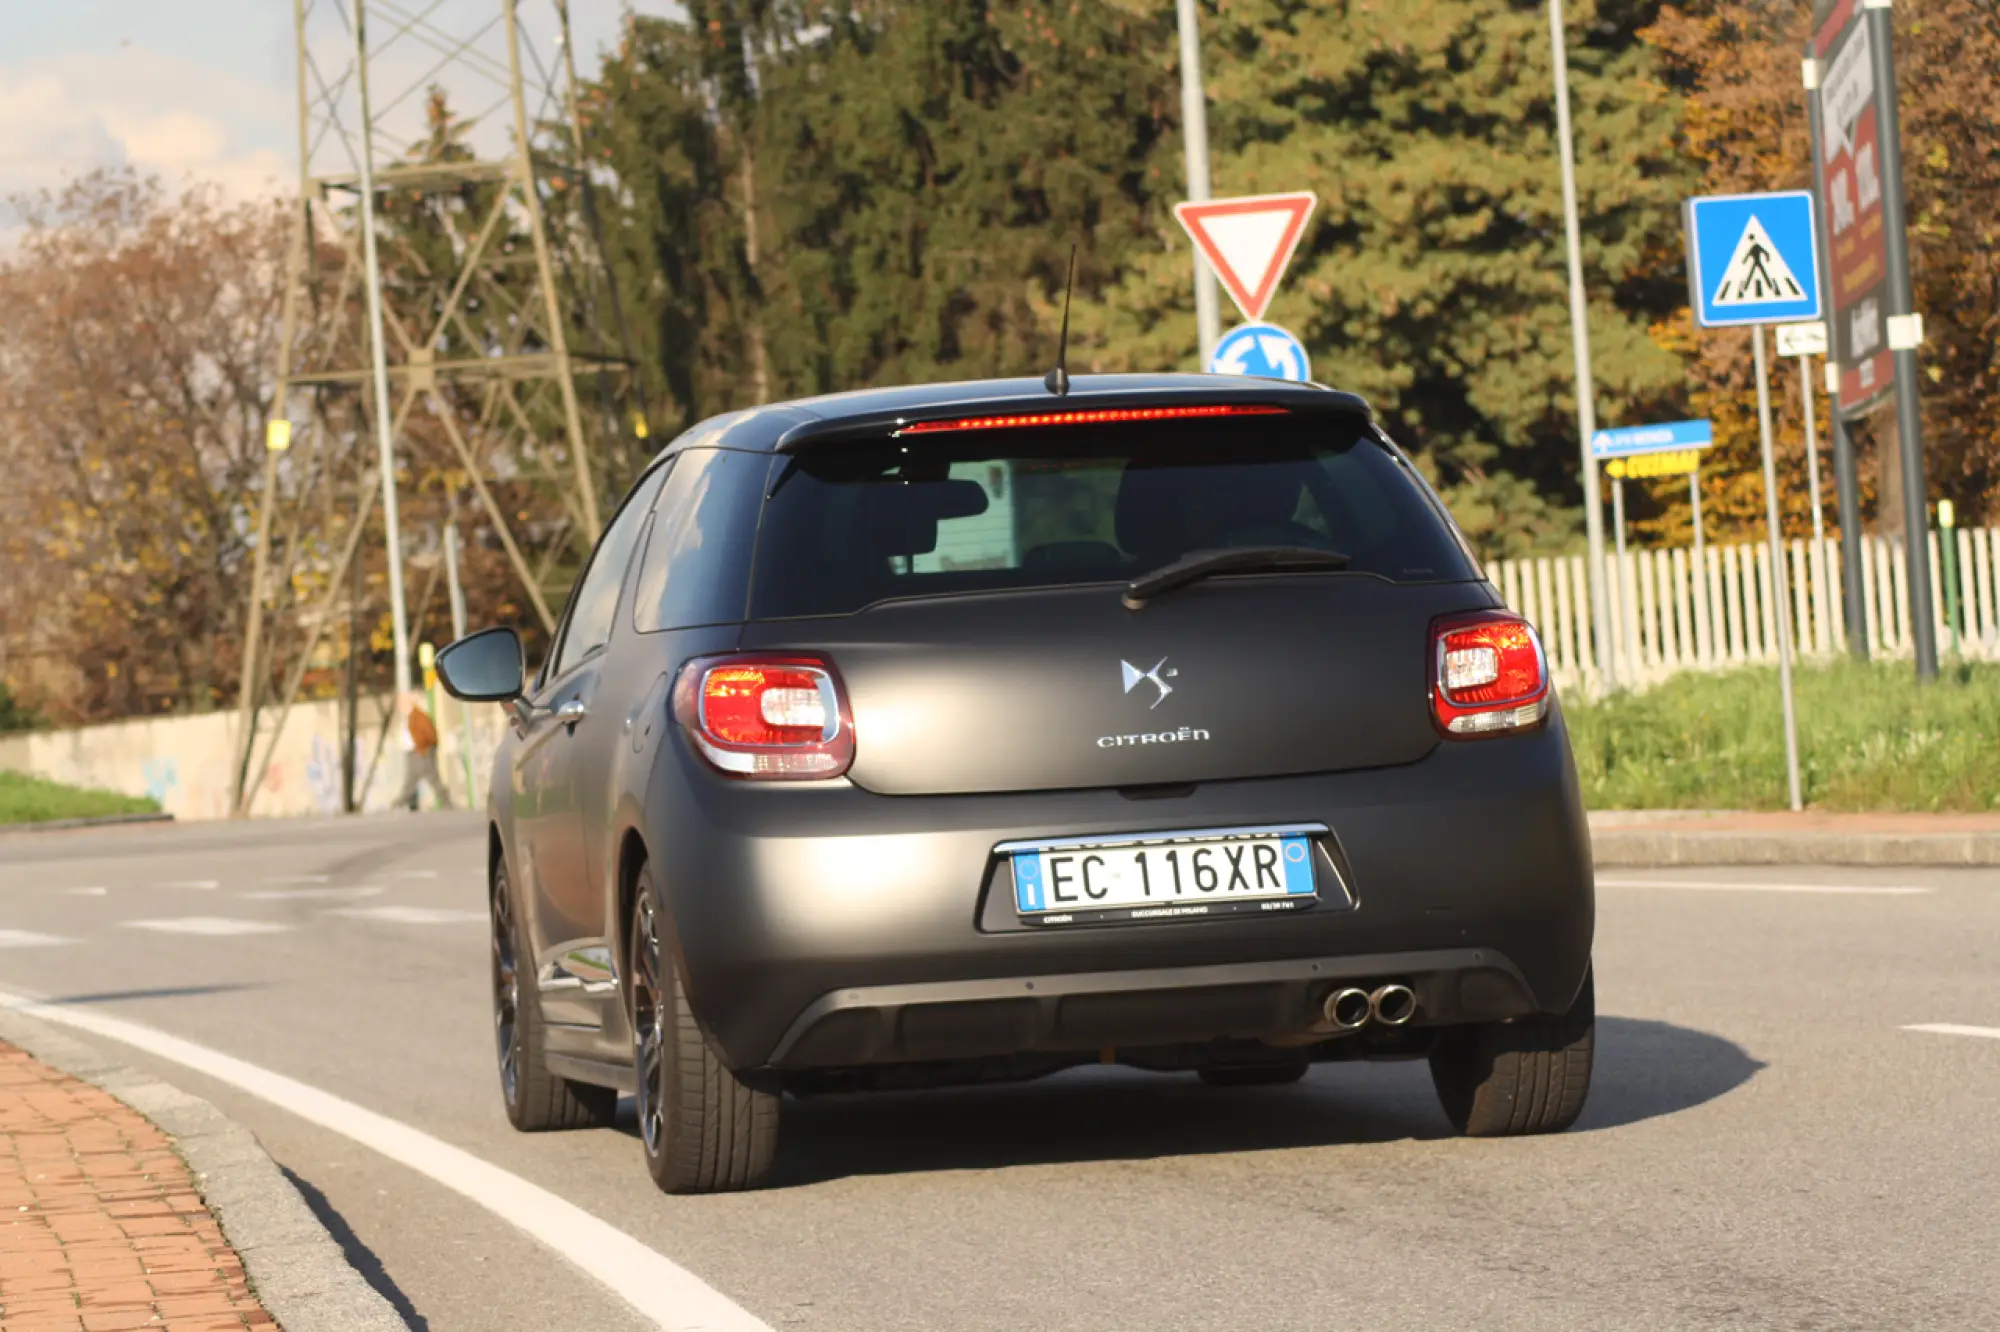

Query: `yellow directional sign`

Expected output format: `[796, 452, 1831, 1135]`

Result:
[1605, 449, 1702, 480]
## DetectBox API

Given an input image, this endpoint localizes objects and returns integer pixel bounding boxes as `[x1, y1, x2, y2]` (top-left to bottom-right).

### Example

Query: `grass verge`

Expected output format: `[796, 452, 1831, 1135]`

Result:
[0, 771, 161, 825]
[1564, 658, 2000, 812]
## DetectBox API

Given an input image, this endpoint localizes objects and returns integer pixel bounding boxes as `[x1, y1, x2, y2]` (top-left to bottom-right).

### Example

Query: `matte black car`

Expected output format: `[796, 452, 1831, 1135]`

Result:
[436, 373, 1595, 1195]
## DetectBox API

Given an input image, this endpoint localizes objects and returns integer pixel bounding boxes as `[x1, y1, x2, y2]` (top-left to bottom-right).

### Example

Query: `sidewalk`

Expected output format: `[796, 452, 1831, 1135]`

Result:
[0, 1041, 272, 1332]
[1589, 809, 2000, 866]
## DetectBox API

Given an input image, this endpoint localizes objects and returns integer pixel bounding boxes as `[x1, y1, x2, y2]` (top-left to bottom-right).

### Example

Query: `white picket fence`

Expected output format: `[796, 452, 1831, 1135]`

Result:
[1487, 527, 2000, 691]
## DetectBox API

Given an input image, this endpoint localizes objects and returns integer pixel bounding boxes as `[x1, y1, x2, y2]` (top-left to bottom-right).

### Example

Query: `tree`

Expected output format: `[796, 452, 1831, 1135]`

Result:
[1082, 0, 1691, 557]
[0, 172, 288, 723]
[1641, 0, 2000, 543]
[587, 1, 1182, 426]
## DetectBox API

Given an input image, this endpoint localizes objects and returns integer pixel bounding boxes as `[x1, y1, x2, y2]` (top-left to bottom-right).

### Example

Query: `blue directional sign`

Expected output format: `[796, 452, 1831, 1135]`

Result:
[1209, 322, 1311, 382]
[1590, 419, 1714, 460]
[1683, 191, 1822, 329]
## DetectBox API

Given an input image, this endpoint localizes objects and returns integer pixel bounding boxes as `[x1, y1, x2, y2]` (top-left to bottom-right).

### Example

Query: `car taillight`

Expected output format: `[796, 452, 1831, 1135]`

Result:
[1429, 611, 1550, 737]
[672, 654, 854, 779]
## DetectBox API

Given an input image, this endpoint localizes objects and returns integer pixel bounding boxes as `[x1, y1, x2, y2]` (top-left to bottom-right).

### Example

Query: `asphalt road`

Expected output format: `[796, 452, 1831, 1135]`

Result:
[2, 813, 1996, 1331]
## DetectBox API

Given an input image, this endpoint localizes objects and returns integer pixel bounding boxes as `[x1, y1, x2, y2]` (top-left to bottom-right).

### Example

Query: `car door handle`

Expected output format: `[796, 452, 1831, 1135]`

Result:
[556, 699, 588, 729]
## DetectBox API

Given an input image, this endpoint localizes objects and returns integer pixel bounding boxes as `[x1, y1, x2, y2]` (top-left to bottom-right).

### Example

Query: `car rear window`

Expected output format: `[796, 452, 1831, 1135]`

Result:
[748, 414, 1476, 620]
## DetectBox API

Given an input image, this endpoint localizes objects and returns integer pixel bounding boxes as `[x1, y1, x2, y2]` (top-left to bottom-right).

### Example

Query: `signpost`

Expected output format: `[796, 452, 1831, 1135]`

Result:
[1591, 421, 1715, 670]
[1807, 0, 1934, 680]
[1176, 192, 1319, 389]
[1684, 191, 1823, 812]
[1777, 319, 1834, 650]
[1208, 322, 1312, 383]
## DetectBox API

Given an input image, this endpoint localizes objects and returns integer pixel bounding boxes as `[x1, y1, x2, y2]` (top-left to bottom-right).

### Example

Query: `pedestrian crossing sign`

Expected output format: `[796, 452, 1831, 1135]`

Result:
[1683, 191, 1822, 329]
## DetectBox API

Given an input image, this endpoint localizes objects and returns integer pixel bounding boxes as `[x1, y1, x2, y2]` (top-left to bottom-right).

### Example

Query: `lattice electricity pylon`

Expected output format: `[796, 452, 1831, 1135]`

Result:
[230, 0, 648, 814]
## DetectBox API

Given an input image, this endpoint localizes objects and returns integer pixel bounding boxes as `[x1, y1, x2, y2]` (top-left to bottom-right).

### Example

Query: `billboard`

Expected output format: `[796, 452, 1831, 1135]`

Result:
[1812, 0, 1894, 415]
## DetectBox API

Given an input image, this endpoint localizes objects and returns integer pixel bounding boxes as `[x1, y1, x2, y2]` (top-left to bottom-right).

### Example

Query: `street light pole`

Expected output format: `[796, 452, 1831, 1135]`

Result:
[1175, 0, 1222, 367]
[1547, 0, 1616, 689]
[352, 0, 414, 706]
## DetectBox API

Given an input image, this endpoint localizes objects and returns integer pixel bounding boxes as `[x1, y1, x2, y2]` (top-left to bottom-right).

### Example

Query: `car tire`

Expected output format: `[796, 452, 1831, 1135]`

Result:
[1197, 1063, 1309, 1087]
[629, 869, 779, 1194]
[491, 859, 617, 1132]
[1428, 967, 1594, 1137]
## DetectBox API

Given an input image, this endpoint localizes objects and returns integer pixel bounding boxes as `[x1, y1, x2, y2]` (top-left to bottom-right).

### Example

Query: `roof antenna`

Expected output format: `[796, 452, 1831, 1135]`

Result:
[1043, 244, 1076, 397]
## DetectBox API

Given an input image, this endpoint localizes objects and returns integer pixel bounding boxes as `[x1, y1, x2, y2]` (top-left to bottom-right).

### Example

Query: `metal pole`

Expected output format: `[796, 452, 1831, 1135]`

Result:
[1806, 43, 1868, 662]
[1175, 0, 1222, 367]
[353, 0, 415, 706]
[1754, 326, 1804, 811]
[1799, 349, 1832, 655]
[1799, 354, 1825, 545]
[1690, 468, 1706, 570]
[231, 0, 317, 816]
[1866, 1, 1935, 680]
[505, 0, 602, 541]
[1548, 0, 1615, 689]
[444, 524, 477, 809]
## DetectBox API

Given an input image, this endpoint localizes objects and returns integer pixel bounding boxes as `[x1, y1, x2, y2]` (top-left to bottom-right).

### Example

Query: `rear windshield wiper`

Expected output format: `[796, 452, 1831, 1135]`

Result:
[1123, 545, 1351, 610]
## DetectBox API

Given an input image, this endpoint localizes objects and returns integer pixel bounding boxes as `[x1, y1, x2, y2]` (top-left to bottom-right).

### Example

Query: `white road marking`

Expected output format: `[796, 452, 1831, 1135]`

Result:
[1904, 1023, 2000, 1042]
[123, 917, 290, 936]
[326, 905, 484, 925]
[240, 886, 387, 902]
[263, 874, 331, 885]
[0, 986, 772, 1332]
[1595, 877, 1932, 897]
[155, 879, 221, 890]
[58, 886, 108, 896]
[390, 869, 440, 880]
[0, 930, 74, 948]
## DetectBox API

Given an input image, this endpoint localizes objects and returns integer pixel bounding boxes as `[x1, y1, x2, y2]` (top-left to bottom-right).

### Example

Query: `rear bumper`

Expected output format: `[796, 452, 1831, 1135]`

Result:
[765, 947, 1537, 1068]
[648, 710, 1592, 1071]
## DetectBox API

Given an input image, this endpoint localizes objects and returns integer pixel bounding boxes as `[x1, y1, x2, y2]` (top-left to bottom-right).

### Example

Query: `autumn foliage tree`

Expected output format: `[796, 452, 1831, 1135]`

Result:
[0, 172, 288, 723]
[1640, 0, 2000, 542]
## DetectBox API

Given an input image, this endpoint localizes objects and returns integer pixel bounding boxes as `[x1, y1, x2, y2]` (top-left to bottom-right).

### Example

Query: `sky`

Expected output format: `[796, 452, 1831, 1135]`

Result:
[0, 0, 683, 214]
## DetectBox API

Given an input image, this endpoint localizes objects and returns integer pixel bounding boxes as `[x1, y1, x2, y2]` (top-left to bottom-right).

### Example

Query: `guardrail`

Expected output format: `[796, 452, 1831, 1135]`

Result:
[1488, 527, 2000, 690]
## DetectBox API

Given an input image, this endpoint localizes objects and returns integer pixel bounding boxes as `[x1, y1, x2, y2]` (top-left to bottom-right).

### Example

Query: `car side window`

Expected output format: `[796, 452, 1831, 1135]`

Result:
[632, 447, 771, 633]
[548, 465, 670, 680]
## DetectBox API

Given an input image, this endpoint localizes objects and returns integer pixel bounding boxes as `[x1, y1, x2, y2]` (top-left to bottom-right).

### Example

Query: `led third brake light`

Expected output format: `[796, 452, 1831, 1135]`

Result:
[673, 655, 853, 779]
[895, 404, 1287, 436]
[1429, 611, 1550, 737]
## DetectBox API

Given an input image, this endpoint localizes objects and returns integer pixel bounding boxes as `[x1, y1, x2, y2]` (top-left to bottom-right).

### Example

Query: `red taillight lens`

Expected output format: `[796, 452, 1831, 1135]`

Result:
[1430, 611, 1550, 737]
[672, 654, 853, 779]
[895, 404, 1287, 436]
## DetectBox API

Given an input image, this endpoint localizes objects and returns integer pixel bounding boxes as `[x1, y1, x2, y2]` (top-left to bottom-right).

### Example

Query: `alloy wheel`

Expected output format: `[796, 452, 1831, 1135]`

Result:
[631, 894, 668, 1157]
[491, 872, 521, 1104]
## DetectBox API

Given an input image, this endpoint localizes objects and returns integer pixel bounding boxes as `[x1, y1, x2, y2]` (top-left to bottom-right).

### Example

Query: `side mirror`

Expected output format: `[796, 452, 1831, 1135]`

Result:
[435, 627, 525, 702]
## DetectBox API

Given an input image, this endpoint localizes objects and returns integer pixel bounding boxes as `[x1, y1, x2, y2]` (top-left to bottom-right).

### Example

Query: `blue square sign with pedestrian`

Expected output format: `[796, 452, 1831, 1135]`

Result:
[1683, 191, 1822, 329]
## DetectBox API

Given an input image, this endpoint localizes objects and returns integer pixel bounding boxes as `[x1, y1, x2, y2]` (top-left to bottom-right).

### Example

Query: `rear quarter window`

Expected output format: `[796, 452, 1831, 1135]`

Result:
[631, 447, 771, 632]
[749, 414, 1476, 619]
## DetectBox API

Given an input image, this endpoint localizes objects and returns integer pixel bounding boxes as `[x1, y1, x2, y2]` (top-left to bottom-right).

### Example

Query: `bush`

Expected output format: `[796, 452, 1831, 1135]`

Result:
[0, 682, 39, 733]
[1564, 659, 2000, 812]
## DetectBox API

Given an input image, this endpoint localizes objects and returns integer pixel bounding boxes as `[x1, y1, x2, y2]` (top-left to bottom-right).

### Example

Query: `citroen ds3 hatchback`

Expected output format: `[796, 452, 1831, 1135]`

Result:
[436, 374, 1596, 1194]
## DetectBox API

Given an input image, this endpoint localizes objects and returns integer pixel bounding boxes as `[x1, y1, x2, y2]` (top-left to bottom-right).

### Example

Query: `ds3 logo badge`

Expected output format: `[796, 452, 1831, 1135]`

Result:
[1120, 657, 1177, 709]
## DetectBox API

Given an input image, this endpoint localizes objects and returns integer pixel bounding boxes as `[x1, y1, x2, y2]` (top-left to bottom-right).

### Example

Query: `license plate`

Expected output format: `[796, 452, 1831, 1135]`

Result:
[998, 824, 1331, 927]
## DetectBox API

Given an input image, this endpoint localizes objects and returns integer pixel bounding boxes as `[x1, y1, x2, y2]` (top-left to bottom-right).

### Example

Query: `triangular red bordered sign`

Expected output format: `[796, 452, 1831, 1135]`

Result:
[1173, 191, 1318, 323]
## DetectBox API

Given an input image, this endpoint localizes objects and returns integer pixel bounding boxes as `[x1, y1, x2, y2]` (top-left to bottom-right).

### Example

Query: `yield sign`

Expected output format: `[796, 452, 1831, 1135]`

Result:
[1174, 191, 1317, 323]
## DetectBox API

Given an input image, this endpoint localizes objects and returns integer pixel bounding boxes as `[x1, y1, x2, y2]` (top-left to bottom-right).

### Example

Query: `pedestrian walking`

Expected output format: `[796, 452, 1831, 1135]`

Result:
[396, 694, 452, 810]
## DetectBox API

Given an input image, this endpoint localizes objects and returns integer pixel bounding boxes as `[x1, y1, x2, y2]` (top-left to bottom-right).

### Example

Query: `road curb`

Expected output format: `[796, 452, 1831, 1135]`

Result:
[1, 810, 175, 833]
[0, 1005, 408, 1332]
[1592, 829, 2000, 867]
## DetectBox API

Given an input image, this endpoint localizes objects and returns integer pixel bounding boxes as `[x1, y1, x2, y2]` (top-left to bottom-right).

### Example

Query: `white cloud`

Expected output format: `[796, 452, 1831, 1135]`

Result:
[0, 47, 288, 215]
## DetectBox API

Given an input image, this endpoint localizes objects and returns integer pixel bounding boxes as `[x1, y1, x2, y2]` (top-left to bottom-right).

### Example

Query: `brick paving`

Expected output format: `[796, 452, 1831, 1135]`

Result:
[0, 1042, 274, 1332]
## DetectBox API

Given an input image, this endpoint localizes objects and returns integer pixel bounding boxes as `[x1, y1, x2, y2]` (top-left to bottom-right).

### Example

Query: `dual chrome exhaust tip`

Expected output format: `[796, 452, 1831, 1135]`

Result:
[1322, 982, 1417, 1031]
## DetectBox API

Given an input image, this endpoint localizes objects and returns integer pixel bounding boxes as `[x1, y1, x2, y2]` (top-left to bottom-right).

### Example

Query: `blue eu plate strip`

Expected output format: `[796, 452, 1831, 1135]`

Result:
[1281, 837, 1315, 894]
[1012, 853, 1044, 912]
